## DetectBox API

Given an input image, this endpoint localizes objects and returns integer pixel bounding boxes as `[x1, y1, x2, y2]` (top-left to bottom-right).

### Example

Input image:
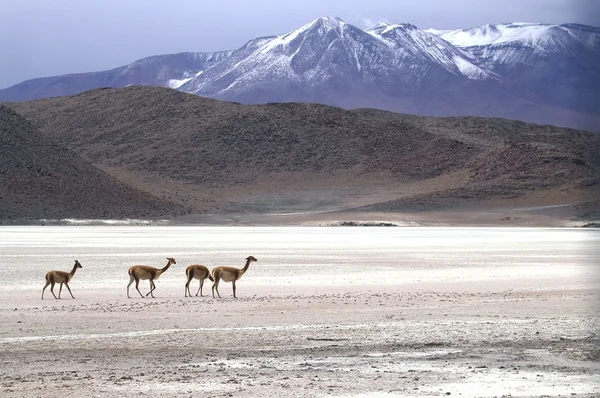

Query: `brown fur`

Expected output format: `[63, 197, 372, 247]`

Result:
[185, 264, 214, 297]
[212, 256, 257, 299]
[127, 258, 176, 298]
[42, 260, 82, 299]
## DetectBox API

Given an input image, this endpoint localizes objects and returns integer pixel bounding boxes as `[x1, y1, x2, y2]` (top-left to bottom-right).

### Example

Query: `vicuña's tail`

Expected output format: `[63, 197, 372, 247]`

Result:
[128, 267, 134, 277]
[208, 274, 214, 282]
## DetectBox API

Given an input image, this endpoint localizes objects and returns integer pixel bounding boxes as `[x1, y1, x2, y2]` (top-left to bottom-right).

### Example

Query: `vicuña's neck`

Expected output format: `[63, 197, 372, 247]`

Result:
[160, 261, 173, 275]
[69, 265, 79, 277]
[241, 259, 252, 274]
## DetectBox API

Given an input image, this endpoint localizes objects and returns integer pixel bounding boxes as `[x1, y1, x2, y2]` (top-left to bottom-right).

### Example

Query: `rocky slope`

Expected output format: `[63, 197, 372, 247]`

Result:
[7, 86, 599, 222]
[0, 103, 185, 223]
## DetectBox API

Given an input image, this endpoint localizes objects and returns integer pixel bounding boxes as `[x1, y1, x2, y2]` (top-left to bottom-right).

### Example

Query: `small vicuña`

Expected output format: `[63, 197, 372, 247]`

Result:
[41, 260, 83, 299]
[185, 264, 214, 297]
[212, 256, 258, 299]
[127, 258, 176, 298]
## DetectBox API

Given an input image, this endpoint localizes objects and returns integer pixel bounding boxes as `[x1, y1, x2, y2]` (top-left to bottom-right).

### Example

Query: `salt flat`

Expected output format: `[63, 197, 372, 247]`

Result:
[0, 226, 598, 397]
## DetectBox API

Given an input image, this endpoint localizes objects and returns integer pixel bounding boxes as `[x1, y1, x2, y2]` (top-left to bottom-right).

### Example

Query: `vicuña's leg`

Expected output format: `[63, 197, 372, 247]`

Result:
[50, 281, 58, 299]
[146, 280, 156, 298]
[232, 281, 237, 298]
[185, 276, 192, 297]
[42, 280, 51, 299]
[212, 278, 221, 298]
[65, 282, 75, 299]
[127, 275, 135, 298]
[135, 278, 144, 298]
[196, 279, 204, 297]
[58, 283, 64, 299]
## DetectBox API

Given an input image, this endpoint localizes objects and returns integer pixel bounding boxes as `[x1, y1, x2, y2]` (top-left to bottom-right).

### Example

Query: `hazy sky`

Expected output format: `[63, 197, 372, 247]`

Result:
[1, 0, 598, 89]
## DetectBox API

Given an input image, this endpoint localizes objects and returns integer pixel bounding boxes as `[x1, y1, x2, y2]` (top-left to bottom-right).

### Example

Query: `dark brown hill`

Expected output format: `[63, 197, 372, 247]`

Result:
[0, 104, 185, 223]
[6, 86, 600, 222]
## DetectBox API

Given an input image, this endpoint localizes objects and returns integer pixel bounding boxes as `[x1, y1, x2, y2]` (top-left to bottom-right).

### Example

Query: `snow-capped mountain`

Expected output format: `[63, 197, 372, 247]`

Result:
[428, 22, 600, 51]
[180, 17, 497, 104]
[0, 51, 232, 102]
[366, 22, 496, 80]
[1, 18, 598, 130]
[427, 23, 600, 115]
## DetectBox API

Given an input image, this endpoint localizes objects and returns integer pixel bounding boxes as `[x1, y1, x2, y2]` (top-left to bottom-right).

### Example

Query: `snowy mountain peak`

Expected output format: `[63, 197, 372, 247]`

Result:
[366, 21, 496, 80]
[368, 21, 391, 30]
[298, 16, 350, 37]
[176, 16, 502, 98]
[472, 23, 502, 39]
[276, 16, 349, 40]
[310, 16, 346, 28]
[430, 22, 600, 50]
[366, 22, 419, 35]
[257, 16, 361, 56]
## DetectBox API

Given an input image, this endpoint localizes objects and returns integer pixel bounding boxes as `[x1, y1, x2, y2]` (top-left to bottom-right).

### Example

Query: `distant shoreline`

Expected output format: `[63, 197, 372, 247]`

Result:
[1, 207, 598, 228]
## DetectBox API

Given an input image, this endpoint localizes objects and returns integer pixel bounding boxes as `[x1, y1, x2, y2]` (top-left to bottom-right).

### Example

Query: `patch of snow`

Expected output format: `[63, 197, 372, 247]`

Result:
[425, 28, 453, 36]
[453, 56, 490, 79]
[167, 76, 194, 89]
[259, 27, 309, 54]
[259, 17, 346, 55]
[434, 22, 600, 50]
[367, 23, 496, 80]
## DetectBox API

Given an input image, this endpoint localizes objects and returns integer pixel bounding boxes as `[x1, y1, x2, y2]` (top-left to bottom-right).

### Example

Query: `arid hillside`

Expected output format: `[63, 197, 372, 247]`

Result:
[0, 104, 185, 223]
[5, 86, 600, 223]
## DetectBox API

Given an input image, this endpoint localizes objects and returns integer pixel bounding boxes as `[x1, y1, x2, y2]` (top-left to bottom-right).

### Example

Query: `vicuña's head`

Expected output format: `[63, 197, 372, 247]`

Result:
[167, 257, 176, 264]
[74, 260, 82, 269]
[246, 256, 258, 263]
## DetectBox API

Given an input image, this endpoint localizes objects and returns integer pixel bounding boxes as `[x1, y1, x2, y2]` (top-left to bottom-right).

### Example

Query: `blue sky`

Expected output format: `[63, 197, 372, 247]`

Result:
[1, 0, 598, 89]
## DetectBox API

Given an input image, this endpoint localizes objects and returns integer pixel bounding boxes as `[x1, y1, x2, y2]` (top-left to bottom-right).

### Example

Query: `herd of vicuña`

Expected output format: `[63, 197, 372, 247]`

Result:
[41, 256, 258, 299]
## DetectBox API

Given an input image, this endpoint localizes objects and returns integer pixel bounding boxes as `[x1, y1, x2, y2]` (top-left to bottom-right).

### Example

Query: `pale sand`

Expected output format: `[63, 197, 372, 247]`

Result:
[1, 277, 599, 397]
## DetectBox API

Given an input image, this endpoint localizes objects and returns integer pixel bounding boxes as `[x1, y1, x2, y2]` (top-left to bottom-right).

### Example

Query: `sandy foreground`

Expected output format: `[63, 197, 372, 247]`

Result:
[1, 225, 599, 397]
[1, 279, 599, 397]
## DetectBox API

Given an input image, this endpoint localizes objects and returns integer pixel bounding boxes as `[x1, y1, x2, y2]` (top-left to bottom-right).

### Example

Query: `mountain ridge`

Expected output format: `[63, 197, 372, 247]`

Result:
[0, 103, 186, 223]
[1, 17, 599, 131]
[6, 86, 599, 224]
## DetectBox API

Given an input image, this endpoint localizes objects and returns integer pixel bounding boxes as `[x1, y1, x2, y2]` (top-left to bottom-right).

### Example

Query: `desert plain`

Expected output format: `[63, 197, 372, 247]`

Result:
[0, 225, 598, 397]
